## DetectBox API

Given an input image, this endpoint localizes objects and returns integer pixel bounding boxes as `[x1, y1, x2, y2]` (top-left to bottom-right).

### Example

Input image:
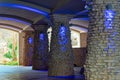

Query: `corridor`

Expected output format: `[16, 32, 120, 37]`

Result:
[1, 0, 119, 79]
[0, 65, 85, 80]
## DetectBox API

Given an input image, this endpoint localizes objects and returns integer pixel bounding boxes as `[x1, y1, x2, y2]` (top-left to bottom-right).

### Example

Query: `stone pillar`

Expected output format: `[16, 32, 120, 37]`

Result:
[32, 25, 49, 70]
[85, 0, 120, 80]
[48, 14, 74, 77]
[19, 30, 34, 66]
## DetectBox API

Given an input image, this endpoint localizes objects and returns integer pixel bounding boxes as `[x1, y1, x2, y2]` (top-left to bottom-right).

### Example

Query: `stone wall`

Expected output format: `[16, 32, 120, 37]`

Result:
[48, 14, 74, 76]
[32, 25, 48, 70]
[85, 0, 120, 80]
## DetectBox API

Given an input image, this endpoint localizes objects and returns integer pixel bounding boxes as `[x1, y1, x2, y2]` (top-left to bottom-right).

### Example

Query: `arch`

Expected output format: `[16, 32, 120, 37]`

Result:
[0, 17, 34, 66]
[0, 1, 51, 25]
[0, 24, 22, 32]
[0, 14, 33, 24]
[0, 16, 33, 31]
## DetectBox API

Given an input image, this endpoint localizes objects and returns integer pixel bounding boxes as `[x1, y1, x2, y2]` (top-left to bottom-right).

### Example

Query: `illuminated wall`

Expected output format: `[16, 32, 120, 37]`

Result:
[71, 30, 80, 48]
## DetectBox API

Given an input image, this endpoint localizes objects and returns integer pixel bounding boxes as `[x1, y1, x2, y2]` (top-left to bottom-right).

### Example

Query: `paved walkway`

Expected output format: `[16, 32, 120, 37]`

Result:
[0, 65, 85, 80]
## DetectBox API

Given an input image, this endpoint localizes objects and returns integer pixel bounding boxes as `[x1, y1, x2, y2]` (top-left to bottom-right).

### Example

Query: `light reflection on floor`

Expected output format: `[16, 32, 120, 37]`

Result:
[0, 65, 85, 80]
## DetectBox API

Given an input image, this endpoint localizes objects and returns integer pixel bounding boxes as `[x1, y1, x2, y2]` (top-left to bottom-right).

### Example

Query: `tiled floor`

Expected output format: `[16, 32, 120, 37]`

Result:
[0, 65, 85, 80]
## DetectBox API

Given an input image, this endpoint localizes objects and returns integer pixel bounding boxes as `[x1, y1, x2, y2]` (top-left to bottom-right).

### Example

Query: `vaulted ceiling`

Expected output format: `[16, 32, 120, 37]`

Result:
[0, 0, 88, 32]
[20, 0, 86, 14]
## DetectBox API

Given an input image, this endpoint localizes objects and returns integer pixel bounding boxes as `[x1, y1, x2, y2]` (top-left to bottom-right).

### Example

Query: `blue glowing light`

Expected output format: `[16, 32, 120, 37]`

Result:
[39, 33, 44, 40]
[38, 33, 45, 50]
[0, 17, 31, 25]
[28, 37, 32, 44]
[0, 3, 48, 16]
[34, 69, 48, 71]
[58, 25, 68, 52]
[49, 75, 74, 78]
[103, 9, 117, 55]
[104, 10, 115, 29]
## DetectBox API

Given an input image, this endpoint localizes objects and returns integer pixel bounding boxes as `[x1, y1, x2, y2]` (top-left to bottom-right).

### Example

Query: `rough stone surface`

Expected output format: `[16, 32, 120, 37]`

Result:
[48, 14, 74, 76]
[85, 0, 120, 80]
[32, 25, 49, 70]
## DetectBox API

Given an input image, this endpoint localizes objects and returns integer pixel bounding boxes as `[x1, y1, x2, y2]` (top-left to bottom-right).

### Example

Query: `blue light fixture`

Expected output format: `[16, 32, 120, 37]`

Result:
[39, 33, 44, 40]
[58, 24, 68, 52]
[58, 25, 66, 45]
[0, 3, 48, 16]
[104, 10, 114, 29]
[28, 37, 33, 44]
[103, 4, 116, 55]
[104, 4, 115, 29]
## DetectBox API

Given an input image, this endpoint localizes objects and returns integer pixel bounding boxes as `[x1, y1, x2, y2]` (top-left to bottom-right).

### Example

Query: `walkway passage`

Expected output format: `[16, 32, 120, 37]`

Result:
[0, 65, 85, 80]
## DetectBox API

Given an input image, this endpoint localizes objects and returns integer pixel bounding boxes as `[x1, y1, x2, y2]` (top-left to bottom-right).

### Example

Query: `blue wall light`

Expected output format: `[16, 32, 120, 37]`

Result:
[58, 24, 68, 52]
[104, 4, 115, 29]
[104, 10, 115, 29]
[39, 33, 44, 40]
[28, 37, 33, 44]
[0, 3, 48, 16]
[38, 33, 45, 56]
[103, 4, 117, 55]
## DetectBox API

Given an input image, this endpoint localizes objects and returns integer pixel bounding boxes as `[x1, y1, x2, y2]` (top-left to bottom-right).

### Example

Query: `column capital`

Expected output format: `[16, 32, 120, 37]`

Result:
[50, 14, 74, 26]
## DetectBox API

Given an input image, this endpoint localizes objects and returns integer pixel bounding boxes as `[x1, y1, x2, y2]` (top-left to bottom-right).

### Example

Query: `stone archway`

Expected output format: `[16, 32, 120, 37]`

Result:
[0, 25, 34, 66]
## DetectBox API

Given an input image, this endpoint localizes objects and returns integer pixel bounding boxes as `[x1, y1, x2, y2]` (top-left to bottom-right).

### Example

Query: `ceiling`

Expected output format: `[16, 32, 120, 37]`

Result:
[0, 0, 88, 32]
[20, 0, 86, 14]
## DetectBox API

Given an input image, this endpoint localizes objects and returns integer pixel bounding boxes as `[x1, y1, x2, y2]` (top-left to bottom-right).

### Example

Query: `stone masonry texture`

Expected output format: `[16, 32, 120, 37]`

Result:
[85, 0, 120, 80]
[32, 25, 48, 70]
[48, 14, 74, 76]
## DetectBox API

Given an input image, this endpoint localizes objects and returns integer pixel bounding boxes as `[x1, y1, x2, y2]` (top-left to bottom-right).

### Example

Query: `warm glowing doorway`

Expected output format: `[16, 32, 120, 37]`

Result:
[0, 28, 19, 65]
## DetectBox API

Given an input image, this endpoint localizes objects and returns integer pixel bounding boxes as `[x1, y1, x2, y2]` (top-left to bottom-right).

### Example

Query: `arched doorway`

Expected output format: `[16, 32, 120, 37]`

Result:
[0, 28, 19, 65]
